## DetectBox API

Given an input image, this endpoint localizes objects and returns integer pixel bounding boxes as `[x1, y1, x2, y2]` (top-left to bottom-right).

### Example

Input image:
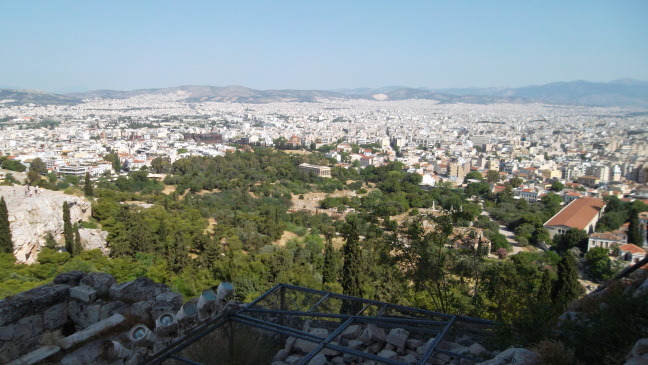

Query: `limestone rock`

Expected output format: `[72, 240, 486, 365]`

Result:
[78, 228, 109, 255]
[633, 277, 648, 298]
[0, 185, 91, 264]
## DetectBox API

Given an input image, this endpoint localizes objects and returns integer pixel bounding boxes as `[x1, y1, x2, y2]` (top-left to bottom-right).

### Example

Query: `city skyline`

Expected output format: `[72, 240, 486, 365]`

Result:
[1, 1, 647, 93]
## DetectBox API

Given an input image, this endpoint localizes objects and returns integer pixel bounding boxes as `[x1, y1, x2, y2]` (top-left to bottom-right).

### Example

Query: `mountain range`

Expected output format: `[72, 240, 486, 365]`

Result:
[1, 79, 647, 107]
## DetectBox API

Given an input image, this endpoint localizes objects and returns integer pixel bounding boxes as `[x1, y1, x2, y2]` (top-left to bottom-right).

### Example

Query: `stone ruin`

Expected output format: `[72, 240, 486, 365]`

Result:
[0, 271, 236, 365]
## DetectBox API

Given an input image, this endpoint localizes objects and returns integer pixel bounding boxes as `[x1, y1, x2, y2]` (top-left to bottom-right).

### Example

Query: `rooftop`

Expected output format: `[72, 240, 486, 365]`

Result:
[544, 197, 605, 230]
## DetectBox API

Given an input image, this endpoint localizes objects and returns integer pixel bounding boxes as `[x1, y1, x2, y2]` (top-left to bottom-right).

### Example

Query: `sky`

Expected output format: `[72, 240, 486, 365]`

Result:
[1, 1, 647, 92]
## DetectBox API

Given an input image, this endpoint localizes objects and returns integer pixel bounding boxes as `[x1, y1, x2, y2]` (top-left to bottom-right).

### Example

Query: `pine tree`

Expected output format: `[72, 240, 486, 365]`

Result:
[83, 172, 93, 197]
[72, 223, 82, 257]
[552, 252, 582, 309]
[340, 217, 363, 314]
[322, 231, 336, 284]
[63, 201, 74, 255]
[0, 197, 13, 254]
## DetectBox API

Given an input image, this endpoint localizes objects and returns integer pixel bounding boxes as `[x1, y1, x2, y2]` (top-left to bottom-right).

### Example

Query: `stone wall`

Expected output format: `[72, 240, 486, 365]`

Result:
[0, 271, 185, 364]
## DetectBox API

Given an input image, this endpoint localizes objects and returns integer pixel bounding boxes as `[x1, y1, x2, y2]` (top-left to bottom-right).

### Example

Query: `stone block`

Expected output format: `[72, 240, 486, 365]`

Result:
[109, 277, 168, 303]
[68, 302, 101, 329]
[367, 342, 382, 354]
[152, 291, 183, 319]
[273, 349, 289, 362]
[15, 315, 44, 342]
[285, 354, 303, 365]
[43, 301, 68, 331]
[99, 300, 126, 320]
[293, 339, 318, 354]
[0, 334, 42, 364]
[386, 328, 409, 348]
[366, 324, 386, 342]
[7, 345, 60, 365]
[468, 342, 487, 357]
[60, 339, 106, 365]
[307, 353, 327, 365]
[348, 339, 364, 350]
[284, 336, 296, 352]
[340, 324, 362, 339]
[0, 284, 69, 326]
[79, 272, 116, 298]
[321, 341, 339, 356]
[0, 323, 15, 340]
[331, 356, 345, 364]
[70, 285, 97, 303]
[402, 353, 418, 364]
[131, 301, 153, 323]
[53, 271, 85, 286]
[309, 327, 329, 338]
[377, 349, 398, 360]
[406, 338, 422, 350]
[434, 352, 452, 362]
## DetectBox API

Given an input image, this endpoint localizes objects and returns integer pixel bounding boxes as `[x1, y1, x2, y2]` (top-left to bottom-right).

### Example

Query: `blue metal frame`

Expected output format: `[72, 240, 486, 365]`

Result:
[139, 283, 496, 365]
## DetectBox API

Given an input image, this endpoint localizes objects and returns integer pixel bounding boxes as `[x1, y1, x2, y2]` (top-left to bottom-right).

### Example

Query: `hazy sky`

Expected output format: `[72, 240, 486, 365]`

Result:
[1, 1, 647, 92]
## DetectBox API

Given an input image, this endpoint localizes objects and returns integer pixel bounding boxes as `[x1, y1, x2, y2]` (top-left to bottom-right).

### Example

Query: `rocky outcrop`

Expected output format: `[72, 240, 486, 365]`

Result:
[0, 185, 104, 263]
[78, 228, 109, 255]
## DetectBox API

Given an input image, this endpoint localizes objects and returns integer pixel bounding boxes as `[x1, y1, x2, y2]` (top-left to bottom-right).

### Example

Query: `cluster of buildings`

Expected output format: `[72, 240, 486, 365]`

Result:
[0, 93, 647, 262]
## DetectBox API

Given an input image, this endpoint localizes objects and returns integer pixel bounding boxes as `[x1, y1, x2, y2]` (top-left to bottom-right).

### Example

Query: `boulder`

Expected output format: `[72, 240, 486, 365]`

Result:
[341, 324, 363, 339]
[377, 349, 398, 360]
[80, 272, 116, 298]
[308, 353, 327, 365]
[386, 328, 409, 348]
[366, 324, 386, 342]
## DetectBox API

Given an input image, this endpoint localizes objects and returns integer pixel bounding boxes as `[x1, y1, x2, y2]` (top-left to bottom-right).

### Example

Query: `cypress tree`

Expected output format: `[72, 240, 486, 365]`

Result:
[0, 197, 13, 254]
[72, 223, 82, 257]
[83, 172, 93, 197]
[322, 233, 336, 284]
[63, 201, 74, 255]
[340, 217, 363, 314]
[627, 209, 641, 246]
[552, 252, 582, 309]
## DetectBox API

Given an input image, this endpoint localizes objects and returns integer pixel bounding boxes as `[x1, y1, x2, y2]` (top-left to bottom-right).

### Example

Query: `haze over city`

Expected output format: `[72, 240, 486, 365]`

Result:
[1, 1, 647, 92]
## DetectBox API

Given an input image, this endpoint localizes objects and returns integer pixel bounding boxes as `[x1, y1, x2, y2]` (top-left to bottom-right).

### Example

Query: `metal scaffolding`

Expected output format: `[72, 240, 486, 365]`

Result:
[140, 283, 498, 365]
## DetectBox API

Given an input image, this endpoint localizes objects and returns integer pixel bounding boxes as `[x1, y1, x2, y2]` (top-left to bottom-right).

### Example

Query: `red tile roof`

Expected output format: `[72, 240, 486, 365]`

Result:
[619, 244, 646, 255]
[545, 197, 605, 230]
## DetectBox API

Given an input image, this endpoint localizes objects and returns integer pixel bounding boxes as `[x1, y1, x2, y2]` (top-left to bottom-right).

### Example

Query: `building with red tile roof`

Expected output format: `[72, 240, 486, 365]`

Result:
[544, 197, 605, 239]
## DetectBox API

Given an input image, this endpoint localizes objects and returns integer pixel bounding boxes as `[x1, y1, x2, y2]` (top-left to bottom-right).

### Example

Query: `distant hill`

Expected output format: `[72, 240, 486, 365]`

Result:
[433, 79, 648, 107]
[0, 89, 81, 106]
[1, 80, 647, 107]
